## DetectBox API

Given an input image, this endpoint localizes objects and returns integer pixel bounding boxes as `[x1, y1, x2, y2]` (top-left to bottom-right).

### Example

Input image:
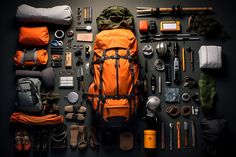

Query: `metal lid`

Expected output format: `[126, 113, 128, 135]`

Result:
[67, 92, 79, 104]
[146, 96, 161, 110]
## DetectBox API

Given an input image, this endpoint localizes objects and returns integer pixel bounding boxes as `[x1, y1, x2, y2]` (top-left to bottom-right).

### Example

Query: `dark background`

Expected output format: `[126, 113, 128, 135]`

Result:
[1, 0, 236, 157]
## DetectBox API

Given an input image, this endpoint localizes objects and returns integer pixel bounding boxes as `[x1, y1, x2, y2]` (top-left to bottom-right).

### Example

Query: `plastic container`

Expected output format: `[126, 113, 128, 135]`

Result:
[144, 130, 156, 149]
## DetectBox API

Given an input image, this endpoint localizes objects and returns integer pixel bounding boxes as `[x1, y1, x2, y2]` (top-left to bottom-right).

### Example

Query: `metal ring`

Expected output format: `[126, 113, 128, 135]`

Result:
[55, 30, 65, 39]
[142, 45, 154, 57]
[181, 92, 191, 102]
[57, 41, 63, 46]
[154, 59, 165, 71]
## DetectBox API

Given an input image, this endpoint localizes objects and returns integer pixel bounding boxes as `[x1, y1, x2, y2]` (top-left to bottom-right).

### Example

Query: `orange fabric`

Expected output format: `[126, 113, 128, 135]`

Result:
[88, 29, 139, 122]
[10, 112, 64, 125]
[19, 26, 49, 46]
[14, 49, 48, 66]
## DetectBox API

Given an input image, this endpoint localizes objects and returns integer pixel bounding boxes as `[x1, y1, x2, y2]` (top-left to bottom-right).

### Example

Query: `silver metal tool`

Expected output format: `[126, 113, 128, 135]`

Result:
[158, 76, 162, 94]
[76, 25, 92, 32]
[169, 123, 173, 151]
[191, 120, 196, 147]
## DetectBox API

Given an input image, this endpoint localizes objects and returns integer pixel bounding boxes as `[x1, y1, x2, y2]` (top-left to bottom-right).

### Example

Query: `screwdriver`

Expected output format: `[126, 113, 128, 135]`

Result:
[184, 121, 188, 147]
[169, 123, 173, 151]
[177, 121, 181, 150]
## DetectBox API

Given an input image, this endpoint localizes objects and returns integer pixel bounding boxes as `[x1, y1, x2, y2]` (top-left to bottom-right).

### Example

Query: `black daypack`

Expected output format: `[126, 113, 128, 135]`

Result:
[16, 78, 42, 113]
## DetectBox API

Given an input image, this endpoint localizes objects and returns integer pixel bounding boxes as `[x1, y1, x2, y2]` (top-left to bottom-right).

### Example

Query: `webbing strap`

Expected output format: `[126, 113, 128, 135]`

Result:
[21, 49, 37, 64]
[99, 50, 106, 94]
[93, 54, 137, 64]
[85, 93, 130, 99]
[115, 49, 119, 96]
[127, 49, 134, 118]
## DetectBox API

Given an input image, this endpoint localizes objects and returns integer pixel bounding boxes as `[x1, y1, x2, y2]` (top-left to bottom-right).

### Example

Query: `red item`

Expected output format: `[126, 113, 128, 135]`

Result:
[139, 20, 149, 33]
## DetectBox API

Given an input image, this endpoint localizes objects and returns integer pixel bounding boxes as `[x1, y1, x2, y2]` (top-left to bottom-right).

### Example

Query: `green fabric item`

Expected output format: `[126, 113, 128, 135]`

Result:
[96, 6, 134, 31]
[199, 72, 217, 114]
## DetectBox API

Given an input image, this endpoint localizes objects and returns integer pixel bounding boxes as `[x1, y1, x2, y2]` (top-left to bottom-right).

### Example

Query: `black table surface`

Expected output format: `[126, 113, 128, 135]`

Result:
[1, 0, 236, 157]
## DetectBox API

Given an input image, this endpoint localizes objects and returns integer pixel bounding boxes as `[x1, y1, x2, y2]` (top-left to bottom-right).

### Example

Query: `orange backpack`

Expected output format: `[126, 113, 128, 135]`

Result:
[88, 28, 139, 127]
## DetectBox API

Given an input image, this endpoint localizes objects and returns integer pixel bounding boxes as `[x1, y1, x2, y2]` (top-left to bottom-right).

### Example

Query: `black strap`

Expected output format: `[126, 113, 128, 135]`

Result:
[93, 54, 137, 65]
[99, 50, 106, 94]
[115, 49, 119, 96]
[96, 50, 106, 117]
[127, 49, 135, 118]
[85, 93, 131, 100]
[100, 96, 106, 121]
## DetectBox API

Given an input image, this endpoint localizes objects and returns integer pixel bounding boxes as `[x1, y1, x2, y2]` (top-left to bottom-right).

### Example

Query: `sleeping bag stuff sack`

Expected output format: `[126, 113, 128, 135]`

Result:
[88, 6, 139, 127]
[14, 49, 48, 67]
[16, 4, 73, 25]
[18, 26, 49, 46]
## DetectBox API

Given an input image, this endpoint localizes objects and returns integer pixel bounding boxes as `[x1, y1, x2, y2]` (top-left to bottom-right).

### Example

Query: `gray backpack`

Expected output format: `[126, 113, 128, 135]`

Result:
[16, 78, 42, 113]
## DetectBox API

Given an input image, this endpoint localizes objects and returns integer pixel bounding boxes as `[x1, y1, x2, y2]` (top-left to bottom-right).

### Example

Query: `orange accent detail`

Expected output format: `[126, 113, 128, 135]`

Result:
[144, 130, 156, 149]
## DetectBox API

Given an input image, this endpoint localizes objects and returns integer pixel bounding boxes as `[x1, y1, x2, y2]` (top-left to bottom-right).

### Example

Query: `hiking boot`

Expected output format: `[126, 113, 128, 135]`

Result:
[70, 124, 79, 149]
[22, 129, 31, 152]
[15, 130, 23, 152]
[41, 129, 49, 152]
[78, 125, 88, 150]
